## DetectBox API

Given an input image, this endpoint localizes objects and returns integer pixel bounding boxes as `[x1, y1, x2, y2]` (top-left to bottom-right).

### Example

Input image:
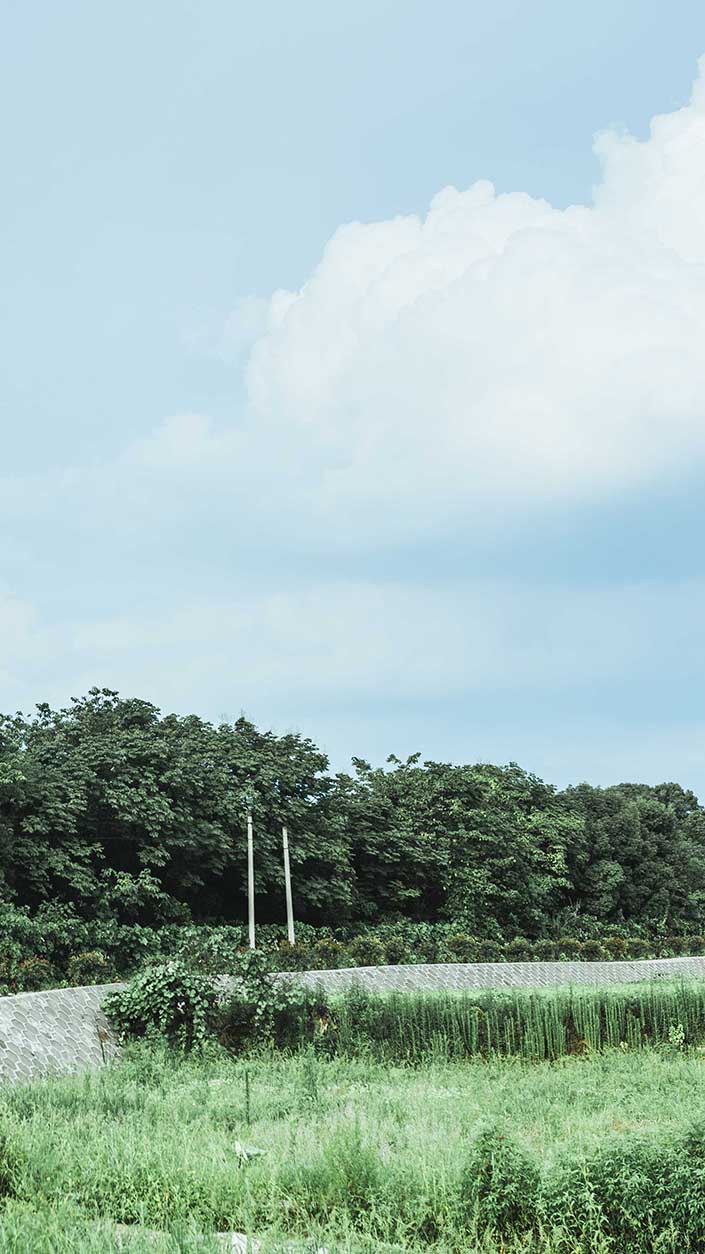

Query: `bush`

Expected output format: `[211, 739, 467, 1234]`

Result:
[532, 939, 558, 961]
[171, 925, 244, 976]
[382, 934, 413, 964]
[603, 936, 629, 960]
[505, 938, 533, 963]
[625, 938, 653, 960]
[66, 950, 114, 986]
[275, 941, 314, 971]
[476, 940, 502, 962]
[459, 1125, 540, 1235]
[103, 960, 218, 1052]
[217, 950, 316, 1053]
[346, 935, 387, 967]
[557, 937, 582, 960]
[445, 934, 479, 963]
[15, 957, 58, 992]
[543, 1133, 675, 1249]
[311, 938, 348, 969]
[580, 939, 607, 961]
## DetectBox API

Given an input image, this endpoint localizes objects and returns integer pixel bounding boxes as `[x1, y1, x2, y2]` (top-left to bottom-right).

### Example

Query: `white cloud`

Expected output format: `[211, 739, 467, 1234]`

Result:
[8, 62, 705, 557]
[242, 57, 705, 533]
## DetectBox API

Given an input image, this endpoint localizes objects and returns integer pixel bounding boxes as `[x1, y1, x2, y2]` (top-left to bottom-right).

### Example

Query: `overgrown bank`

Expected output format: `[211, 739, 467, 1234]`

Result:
[104, 956, 705, 1063]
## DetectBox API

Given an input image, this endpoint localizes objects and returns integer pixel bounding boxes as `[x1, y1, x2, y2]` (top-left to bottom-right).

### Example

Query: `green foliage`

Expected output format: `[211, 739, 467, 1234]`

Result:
[459, 1124, 540, 1234]
[0, 899, 699, 993]
[298, 979, 705, 1064]
[216, 950, 314, 1053]
[0, 1132, 24, 1201]
[108, 961, 705, 1066]
[66, 950, 113, 986]
[445, 933, 479, 962]
[3, 687, 705, 954]
[0, 687, 351, 928]
[15, 957, 58, 992]
[346, 935, 388, 967]
[6, 1045, 705, 1249]
[103, 960, 218, 1052]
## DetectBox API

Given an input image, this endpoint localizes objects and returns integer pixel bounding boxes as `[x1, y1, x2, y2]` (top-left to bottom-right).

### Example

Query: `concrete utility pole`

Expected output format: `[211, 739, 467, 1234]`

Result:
[247, 810, 255, 949]
[282, 825, 295, 945]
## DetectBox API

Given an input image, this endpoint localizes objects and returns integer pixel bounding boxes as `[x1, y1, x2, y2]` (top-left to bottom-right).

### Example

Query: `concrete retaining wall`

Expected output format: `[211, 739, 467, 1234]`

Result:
[2, 956, 705, 1085]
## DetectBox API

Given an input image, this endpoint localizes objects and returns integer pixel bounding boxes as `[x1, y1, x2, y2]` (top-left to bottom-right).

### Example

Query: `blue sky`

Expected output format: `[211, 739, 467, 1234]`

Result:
[4, 2, 705, 790]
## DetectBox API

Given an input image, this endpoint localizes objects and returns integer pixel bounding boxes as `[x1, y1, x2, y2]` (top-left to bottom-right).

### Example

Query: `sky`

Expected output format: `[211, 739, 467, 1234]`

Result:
[4, 1, 705, 791]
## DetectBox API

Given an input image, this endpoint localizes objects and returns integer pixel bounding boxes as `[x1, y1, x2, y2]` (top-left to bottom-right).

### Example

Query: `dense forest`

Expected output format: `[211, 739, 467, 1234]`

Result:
[1, 688, 704, 940]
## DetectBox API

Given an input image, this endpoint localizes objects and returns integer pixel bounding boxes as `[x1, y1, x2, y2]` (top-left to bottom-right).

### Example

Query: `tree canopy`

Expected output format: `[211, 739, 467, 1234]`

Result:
[1, 688, 703, 937]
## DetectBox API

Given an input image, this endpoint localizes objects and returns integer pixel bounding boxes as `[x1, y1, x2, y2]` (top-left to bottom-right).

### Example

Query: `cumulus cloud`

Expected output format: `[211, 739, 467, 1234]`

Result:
[9, 64, 705, 557]
[7, 61, 705, 790]
[243, 57, 705, 530]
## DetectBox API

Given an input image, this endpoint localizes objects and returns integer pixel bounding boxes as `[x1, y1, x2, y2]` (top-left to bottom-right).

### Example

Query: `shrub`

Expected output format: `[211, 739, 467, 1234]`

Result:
[557, 937, 582, 960]
[543, 1133, 673, 1250]
[15, 958, 58, 992]
[103, 960, 218, 1052]
[66, 950, 113, 986]
[0, 942, 22, 989]
[532, 939, 558, 961]
[170, 924, 245, 976]
[446, 934, 479, 963]
[625, 938, 653, 960]
[603, 936, 629, 960]
[311, 938, 348, 969]
[580, 939, 607, 961]
[346, 936, 387, 967]
[275, 941, 314, 971]
[459, 1125, 540, 1235]
[382, 934, 413, 964]
[505, 938, 533, 963]
[476, 940, 502, 962]
[217, 951, 318, 1053]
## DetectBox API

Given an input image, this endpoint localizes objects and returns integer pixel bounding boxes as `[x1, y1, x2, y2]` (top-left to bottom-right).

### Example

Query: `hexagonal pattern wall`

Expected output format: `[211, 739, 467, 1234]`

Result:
[2, 956, 705, 1084]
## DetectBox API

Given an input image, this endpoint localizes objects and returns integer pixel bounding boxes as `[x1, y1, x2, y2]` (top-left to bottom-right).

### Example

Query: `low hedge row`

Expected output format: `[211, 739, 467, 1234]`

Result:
[0, 898, 703, 994]
[274, 931, 705, 970]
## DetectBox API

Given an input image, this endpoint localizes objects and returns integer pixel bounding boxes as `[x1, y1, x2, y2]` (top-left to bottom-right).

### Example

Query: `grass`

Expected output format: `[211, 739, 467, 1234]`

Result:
[2, 1039, 705, 1250]
[272, 975, 705, 1063]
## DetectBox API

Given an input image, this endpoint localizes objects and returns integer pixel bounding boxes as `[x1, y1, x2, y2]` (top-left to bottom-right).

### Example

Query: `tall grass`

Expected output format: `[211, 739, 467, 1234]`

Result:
[317, 978, 705, 1062]
[3, 1044, 705, 1249]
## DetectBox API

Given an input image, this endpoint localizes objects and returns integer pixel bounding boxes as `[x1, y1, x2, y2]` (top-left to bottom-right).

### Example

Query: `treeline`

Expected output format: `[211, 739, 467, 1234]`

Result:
[1, 687, 704, 938]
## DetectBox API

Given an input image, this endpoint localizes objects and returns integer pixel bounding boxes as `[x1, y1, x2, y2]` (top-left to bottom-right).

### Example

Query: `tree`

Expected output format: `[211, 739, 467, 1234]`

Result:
[0, 689, 352, 925]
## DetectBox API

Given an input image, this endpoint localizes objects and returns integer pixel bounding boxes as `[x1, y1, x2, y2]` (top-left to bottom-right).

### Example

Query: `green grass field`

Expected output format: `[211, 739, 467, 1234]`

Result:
[2, 1039, 705, 1251]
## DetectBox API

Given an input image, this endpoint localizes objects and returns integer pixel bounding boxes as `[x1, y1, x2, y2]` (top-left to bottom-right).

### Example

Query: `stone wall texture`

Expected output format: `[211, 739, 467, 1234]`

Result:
[2, 957, 705, 1084]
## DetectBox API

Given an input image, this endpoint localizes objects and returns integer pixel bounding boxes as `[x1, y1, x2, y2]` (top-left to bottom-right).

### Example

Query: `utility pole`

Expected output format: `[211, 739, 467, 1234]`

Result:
[282, 825, 295, 945]
[247, 810, 255, 949]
